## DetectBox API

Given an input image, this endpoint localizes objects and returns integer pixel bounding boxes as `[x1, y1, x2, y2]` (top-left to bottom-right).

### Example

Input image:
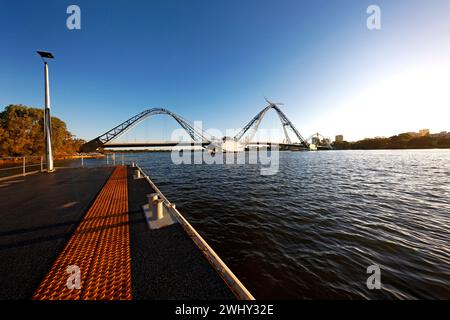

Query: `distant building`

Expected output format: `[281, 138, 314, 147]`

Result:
[419, 129, 430, 136]
[335, 135, 344, 143]
[431, 131, 449, 138]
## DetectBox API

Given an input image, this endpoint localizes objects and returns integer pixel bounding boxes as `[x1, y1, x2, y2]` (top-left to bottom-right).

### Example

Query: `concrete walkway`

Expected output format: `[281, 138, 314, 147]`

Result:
[0, 165, 234, 300]
[0, 166, 113, 299]
[127, 167, 234, 300]
[33, 166, 132, 300]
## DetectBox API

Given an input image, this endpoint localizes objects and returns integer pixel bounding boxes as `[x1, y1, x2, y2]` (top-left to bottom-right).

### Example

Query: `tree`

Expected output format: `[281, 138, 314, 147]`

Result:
[0, 104, 84, 157]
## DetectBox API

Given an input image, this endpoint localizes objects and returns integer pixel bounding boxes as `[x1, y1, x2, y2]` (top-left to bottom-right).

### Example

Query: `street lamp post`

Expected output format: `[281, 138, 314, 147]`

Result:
[37, 51, 55, 172]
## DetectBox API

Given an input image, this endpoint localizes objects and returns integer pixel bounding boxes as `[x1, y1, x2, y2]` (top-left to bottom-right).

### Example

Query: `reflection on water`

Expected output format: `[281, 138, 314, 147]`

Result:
[109, 150, 450, 299]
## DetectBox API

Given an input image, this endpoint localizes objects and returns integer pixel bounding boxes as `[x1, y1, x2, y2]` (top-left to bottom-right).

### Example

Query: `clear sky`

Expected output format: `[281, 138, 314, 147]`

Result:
[1, 0, 450, 142]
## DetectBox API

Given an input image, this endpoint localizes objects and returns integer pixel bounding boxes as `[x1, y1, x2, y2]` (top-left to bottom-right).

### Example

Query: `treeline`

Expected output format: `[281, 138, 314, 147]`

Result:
[333, 133, 450, 150]
[0, 105, 84, 157]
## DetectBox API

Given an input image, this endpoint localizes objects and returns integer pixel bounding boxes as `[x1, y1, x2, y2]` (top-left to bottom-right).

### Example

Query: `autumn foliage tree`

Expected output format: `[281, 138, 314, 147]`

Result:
[0, 105, 84, 157]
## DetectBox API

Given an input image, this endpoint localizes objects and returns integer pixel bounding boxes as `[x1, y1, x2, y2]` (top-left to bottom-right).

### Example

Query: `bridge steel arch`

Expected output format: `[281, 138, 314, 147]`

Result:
[233, 103, 310, 149]
[81, 108, 213, 152]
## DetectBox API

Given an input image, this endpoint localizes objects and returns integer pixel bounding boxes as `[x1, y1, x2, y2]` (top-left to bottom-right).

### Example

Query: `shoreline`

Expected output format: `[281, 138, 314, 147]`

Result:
[103, 147, 450, 153]
[0, 153, 104, 168]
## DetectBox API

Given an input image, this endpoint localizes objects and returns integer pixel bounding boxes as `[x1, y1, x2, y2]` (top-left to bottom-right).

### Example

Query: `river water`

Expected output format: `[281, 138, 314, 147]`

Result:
[118, 150, 449, 299]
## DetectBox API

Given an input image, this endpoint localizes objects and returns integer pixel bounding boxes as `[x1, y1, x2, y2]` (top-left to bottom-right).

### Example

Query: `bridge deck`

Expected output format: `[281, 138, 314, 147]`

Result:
[0, 165, 234, 300]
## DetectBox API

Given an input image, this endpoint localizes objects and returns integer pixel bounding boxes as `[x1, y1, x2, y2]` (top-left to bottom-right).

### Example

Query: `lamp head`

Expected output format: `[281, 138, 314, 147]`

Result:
[37, 51, 55, 60]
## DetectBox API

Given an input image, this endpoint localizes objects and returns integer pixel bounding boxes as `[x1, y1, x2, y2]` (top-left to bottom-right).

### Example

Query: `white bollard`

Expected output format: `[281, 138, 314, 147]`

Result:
[147, 193, 159, 205]
[154, 198, 164, 220]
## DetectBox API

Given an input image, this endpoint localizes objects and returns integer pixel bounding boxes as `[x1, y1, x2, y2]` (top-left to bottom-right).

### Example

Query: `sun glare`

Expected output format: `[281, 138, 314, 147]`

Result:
[323, 63, 450, 141]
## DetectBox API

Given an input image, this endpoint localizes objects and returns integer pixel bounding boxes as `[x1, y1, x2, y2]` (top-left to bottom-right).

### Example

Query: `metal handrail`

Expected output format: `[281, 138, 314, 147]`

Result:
[0, 154, 105, 178]
[0, 156, 44, 177]
[0, 163, 42, 171]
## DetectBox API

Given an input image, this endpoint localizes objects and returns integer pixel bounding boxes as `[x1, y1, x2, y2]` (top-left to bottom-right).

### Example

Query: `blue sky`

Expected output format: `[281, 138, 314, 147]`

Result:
[1, 0, 450, 142]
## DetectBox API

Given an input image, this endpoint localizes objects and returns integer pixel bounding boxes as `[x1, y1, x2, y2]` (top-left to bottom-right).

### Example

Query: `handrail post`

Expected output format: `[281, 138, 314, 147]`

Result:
[40, 156, 43, 172]
[23, 157, 26, 176]
[81, 154, 84, 167]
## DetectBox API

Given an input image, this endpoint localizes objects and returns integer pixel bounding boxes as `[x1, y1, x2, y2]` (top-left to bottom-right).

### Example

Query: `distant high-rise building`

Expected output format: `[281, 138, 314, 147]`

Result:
[335, 135, 344, 143]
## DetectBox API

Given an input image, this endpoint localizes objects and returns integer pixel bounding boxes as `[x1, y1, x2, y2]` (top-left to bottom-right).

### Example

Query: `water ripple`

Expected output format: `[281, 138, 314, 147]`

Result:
[135, 149, 450, 299]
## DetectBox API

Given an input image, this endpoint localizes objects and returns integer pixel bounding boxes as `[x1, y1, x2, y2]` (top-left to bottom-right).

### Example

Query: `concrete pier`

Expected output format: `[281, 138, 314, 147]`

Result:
[0, 165, 245, 300]
[0, 167, 113, 299]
